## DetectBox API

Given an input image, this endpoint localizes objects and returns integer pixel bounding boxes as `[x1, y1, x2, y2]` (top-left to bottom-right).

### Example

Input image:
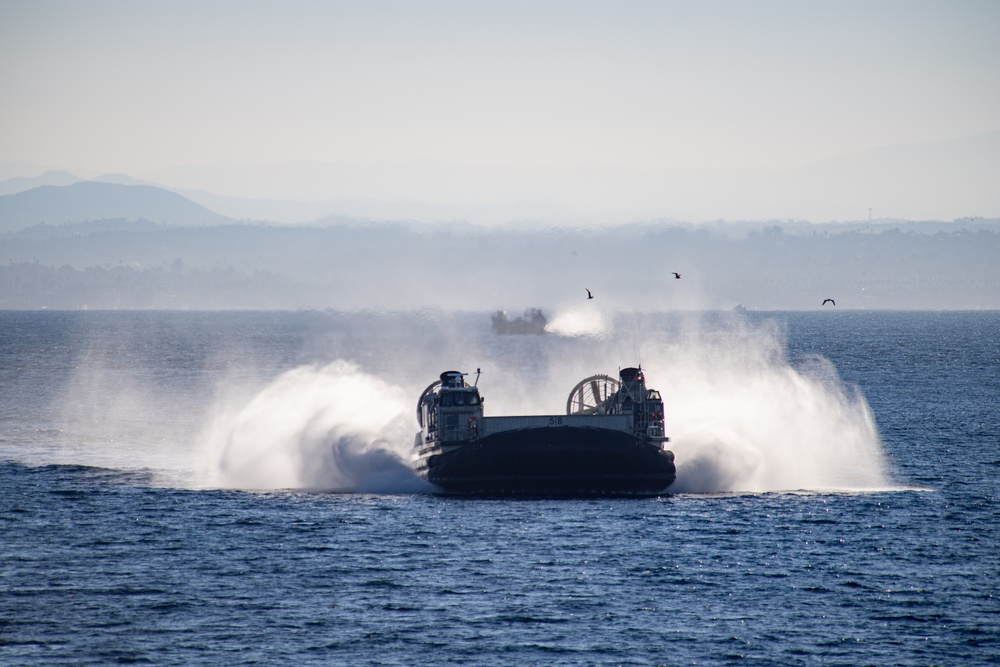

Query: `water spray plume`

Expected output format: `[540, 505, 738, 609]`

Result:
[655, 320, 891, 493]
[205, 361, 430, 493]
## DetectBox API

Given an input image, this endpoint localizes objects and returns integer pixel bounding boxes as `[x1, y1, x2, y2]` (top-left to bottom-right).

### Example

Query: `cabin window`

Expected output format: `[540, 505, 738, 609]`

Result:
[647, 390, 661, 401]
[467, 393, 480, 405]
[441, 393, 453, 407]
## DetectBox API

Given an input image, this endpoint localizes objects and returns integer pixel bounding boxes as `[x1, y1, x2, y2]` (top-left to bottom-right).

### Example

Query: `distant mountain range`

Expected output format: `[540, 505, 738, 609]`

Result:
[0, 170, 82, 196]
[1, 129, 998, 227]
[0, 170, 165, 197]
[0, 171, 566, 227]
[0, 181, 232, 232]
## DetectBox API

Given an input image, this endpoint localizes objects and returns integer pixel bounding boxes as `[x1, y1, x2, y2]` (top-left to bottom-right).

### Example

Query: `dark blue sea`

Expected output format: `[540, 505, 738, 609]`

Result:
[2, 309, 998, 666]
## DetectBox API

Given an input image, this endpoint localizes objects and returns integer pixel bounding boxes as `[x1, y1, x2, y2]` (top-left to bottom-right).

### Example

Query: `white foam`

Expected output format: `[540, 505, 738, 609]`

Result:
[643, 320, 893, 493]
[202, 360, 432, 493]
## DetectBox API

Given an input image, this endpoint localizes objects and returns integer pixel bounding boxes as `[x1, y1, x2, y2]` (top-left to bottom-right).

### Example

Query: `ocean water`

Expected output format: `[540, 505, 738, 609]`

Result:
[1, 309, 997, 665]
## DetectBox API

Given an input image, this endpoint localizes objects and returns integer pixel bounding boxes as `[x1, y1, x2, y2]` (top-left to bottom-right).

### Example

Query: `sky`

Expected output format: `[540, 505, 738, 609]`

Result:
[2, 0, 999, 220]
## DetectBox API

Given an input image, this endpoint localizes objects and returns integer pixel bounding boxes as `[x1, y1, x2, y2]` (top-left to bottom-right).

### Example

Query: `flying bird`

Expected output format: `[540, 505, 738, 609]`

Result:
[586, 288, 594, 299]
[822, 298, 836, 306]
[672, 272, 681, 279]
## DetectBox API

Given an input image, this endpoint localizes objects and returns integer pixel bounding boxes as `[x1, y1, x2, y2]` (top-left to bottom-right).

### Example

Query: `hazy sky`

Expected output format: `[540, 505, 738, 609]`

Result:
[1, 0, 999, 220]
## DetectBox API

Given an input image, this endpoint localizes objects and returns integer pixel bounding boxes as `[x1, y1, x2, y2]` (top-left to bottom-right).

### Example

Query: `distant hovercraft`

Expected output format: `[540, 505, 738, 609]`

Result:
[491, 308, 548, 335]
